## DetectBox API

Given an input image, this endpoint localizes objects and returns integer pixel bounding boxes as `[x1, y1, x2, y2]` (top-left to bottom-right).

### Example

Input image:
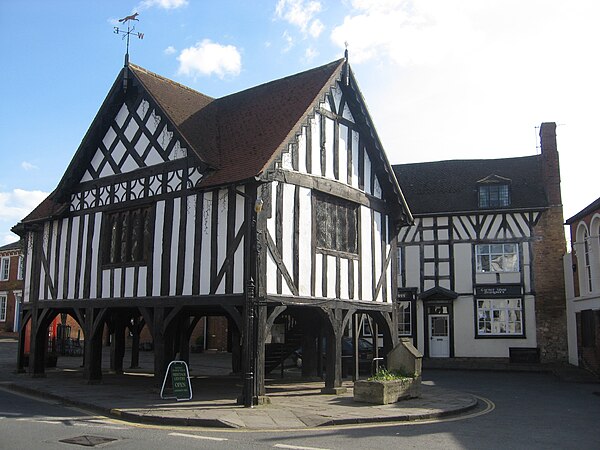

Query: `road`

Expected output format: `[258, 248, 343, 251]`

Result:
[1, 368, 598, 449]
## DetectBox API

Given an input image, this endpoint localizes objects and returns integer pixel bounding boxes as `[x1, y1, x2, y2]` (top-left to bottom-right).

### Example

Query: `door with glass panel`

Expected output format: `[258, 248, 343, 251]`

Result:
[429, 314, 450, 357]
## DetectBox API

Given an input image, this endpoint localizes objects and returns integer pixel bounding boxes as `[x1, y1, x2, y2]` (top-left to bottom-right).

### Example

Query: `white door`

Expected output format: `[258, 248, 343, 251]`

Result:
[429, 314, 450, 357]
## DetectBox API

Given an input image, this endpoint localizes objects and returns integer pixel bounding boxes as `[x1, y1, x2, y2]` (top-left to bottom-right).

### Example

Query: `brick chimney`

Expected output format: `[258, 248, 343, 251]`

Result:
[539, 122, 562, 206]
[533, 121, 568, 362]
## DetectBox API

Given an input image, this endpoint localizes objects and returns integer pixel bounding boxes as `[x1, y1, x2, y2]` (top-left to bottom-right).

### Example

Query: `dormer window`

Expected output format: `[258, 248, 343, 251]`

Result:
[477, 175, 511, 208]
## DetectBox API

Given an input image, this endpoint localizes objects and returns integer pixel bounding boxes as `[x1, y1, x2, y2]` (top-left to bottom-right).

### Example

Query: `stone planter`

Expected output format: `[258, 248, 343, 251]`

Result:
[353, 377, 421, 404]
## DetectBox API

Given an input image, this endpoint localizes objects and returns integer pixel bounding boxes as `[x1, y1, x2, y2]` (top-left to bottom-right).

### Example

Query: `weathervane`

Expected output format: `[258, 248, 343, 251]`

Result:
[114, 12, 144, 67]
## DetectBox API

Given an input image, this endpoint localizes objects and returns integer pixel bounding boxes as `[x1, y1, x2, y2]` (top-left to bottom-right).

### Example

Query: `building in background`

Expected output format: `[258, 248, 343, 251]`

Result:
[564, 197, 600, 375]
[393, 123, 567, 363]
[0, 240, 23, 336]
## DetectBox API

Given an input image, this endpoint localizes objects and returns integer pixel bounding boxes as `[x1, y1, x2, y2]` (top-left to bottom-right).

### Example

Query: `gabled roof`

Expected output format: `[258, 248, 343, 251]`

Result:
[130, 60, 345, 186]
[393, 156, 548, 215]
[565, 196, 600, 224]
[15, 59, 411, 228]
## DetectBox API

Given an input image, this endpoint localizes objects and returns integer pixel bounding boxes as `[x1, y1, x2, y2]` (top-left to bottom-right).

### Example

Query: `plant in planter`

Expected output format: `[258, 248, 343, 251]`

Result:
[353, 368, 420, 404]
[353, 339, 423, 404]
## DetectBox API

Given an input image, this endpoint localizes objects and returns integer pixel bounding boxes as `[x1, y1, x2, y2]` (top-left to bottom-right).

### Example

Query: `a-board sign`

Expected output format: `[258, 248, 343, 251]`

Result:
[160, 360, 193, 401]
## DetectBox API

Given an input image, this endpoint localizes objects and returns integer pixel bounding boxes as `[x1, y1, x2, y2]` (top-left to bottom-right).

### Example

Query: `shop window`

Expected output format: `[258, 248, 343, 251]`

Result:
[102, 206, 153, 266]
[477, 298, 523, 336]
[476, 243, 519, 273]
[314, 193, 358, 255]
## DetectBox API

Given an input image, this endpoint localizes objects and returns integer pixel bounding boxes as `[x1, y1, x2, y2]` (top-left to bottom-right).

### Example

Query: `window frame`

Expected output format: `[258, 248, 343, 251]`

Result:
[101, 205, 154, 268]
[0, 293, 6, 322]
[475, 243, 520, 273]
[313, 192, 359, 257]
[478, 184, 510, 208]
[475, 297, 525, 338]
[0, 257, 9, 281]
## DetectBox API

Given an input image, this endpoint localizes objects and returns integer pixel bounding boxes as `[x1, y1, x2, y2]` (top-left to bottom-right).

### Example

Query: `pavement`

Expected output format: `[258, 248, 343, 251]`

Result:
[0, 337, 595, 430]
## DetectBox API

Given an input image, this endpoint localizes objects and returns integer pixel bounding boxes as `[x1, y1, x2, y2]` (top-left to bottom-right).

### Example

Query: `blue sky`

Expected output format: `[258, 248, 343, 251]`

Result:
[1, 0, 599, 244]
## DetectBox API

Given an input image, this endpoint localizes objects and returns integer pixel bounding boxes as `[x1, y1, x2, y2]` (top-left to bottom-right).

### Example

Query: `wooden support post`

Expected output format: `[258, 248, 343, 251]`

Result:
[29, 308, 47, 378]
[153, 307, 166, 386]
[83, 308, 102, 384]
[255, 301, 267, 398]
[129, 317, 142, 369]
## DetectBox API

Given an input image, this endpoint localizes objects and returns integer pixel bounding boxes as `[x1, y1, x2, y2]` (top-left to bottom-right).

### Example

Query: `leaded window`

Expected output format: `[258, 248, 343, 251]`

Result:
[477, 298, 523, 336]
[102, 206, 153, 266]
[476, 243, 519, 273]
[314, 193, 358, 255]
[478, 184, 510, 208]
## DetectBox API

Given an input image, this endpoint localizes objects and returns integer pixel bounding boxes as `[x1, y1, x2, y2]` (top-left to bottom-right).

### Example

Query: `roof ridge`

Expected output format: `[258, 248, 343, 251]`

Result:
[394, 154, 539, 167]
[217, 58, 345, 101]
[128, 63, 214, 100]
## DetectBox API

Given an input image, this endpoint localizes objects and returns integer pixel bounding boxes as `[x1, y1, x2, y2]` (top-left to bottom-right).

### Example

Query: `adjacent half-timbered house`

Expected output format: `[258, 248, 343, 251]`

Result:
[13, 56, 412, 402]
[393, 123, 567, 363]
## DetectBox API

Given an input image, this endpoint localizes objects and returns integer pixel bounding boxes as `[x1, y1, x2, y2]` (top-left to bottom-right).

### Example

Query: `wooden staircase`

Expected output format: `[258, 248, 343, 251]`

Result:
[264, 315, 303, 375]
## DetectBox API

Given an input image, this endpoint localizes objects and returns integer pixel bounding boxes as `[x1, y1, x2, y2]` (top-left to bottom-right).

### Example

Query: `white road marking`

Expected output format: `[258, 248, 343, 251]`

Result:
[169, 432, 228, 442]
[0, 411, 22, 416]
[274, 444, 331, 450]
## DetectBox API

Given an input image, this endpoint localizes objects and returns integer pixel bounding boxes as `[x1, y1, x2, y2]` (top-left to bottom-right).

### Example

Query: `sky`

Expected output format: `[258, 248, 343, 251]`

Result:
[1, 0, 599, 245]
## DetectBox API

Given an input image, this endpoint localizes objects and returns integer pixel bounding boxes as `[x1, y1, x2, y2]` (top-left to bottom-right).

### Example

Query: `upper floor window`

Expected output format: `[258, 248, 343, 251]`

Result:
[102, 206, 154, 266]
[0, 257, 9, 281]
[314, 193, 358, 255]
[478, 184, 510, 208]
[476, 243, 519, 273]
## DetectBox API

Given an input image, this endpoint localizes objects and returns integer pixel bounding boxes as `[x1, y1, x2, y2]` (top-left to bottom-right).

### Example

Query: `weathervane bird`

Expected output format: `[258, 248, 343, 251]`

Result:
[119, 12, 139, 23]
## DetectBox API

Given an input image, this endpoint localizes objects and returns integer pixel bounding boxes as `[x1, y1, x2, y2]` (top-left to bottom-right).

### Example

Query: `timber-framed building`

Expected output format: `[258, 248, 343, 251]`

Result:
[393, 123, 568, 363]
[13, 57, 412, 402]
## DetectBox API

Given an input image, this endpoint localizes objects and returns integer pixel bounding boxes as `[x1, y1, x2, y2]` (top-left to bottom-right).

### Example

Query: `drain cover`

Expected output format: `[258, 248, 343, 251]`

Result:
[59, 435, 118, 447]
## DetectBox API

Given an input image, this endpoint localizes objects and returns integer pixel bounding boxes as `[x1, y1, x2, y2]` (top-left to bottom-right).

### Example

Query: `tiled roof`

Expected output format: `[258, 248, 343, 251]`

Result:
[393, 156, 548, 215]
[130, 59, 345, 187]
[0, 240, 21, 252]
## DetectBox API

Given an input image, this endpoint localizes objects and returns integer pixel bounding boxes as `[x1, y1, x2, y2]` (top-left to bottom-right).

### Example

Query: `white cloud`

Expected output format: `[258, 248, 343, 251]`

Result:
[282, 31, 294, 53]
[138, 0, 188, 10]
[177, 40, 241, 79]
[164, 46, 176, 55]
[331, 0, 480, 65]
[304, 47, 318, 62]
[21, 161, 38, 171]
[0, 189, 48, 221]
[275, 0, 324, 37]
[0, 189, 49, 245]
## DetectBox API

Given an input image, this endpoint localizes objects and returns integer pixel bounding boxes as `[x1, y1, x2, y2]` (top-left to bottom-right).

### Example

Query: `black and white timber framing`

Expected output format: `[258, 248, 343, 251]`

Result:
[14, 57, 412, 401]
